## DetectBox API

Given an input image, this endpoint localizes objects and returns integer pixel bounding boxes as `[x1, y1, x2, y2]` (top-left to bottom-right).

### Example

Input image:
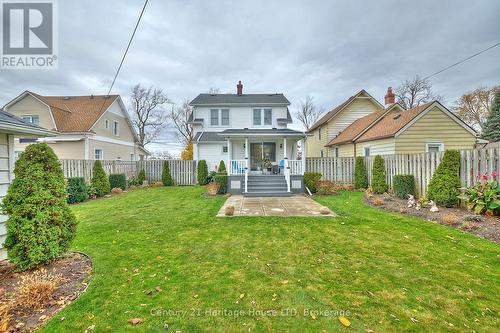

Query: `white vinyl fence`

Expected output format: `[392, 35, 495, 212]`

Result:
[61, 159, 197, 185]
[306, 148, 500, 196]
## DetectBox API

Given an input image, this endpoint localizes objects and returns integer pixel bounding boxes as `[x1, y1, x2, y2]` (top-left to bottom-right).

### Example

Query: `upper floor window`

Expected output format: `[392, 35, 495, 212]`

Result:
[318, 128, 322, 141]
[364, 147, 370, 157]
[253, 109, 272, 126]
[211, 109, 219, 126]
[94, 149, 103, 160]
[21, 115, 39, 125]
[210, 109, 230, 126]
[221, 109, 230, 126]
[334, 147, 339, 158]
[113, 121, 119, 136]
[105, 119, 109, 129]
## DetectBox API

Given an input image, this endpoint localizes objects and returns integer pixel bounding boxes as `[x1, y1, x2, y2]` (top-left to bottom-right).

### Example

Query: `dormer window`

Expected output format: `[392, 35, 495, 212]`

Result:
[21, 115, 39, 125]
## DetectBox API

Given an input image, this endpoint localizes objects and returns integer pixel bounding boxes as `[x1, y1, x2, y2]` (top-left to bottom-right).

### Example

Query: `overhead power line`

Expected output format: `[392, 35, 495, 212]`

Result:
[96, 0, 149, 113]
[423, 41, 500, 80]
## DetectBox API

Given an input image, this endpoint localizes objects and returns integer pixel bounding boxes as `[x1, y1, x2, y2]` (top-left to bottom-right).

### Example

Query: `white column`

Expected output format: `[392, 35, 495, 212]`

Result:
[227, 138, 231, 175]
[244, 138, 249, 193]
[283, 137, 287, 159]
[301, 138, 306, 175]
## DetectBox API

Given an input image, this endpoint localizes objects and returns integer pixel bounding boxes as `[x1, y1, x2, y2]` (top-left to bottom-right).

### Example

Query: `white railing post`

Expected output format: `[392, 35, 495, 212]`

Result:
[245, 138, 249, 193]
[301, 138, 306, 175]
[285, 159, 290, 192]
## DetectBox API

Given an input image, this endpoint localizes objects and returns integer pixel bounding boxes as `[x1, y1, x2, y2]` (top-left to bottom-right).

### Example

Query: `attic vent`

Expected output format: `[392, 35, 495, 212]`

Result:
[393, 114, 401, 120]
[63, 96, 70, 100]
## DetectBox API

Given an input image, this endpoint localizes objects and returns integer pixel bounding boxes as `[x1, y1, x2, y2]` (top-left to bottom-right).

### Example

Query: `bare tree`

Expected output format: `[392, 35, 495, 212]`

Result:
[295, 95, 323, 131]
[152, 150, 173, 159]
[453, 86, 498, 131]
[208, 87, 220, 94]
[129, 84, 170, 146]
[168, 99, 194, 147]
[395, 76, 444, 109]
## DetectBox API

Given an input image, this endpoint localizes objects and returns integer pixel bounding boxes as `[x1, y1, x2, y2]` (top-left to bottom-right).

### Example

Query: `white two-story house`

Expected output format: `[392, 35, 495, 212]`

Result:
[189, 81, 306, 196]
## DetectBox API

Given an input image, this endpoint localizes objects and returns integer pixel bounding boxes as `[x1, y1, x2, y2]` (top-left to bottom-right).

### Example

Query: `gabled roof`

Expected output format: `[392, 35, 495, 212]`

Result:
[307, 90, 383, 133]
[326, 103, 404, 146]
[0, 109, 55, 136]
[4, 91, 121, 133]
[189, 93, 290, 106]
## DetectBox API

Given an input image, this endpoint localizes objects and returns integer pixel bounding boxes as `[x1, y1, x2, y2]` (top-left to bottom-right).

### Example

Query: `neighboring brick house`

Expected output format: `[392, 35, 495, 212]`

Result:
[3, 91, 149, 160]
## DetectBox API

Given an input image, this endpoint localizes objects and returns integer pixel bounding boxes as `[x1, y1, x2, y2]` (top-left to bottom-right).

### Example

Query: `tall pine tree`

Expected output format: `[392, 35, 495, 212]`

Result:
[482, 90, 500, 142]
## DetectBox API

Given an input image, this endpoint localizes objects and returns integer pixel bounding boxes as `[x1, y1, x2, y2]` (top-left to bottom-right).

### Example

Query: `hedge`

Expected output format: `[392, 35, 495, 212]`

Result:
[304, 172, 322, 193]
[354, 157, 368, 189]
[137, 169, 146, 184]
[197, 160, 208, 185]
[162, 160, 174, 186]
[393, 175, 415, 199]
[427, 150, 461, 207]
[109, 173, 127, 190]
[215, 173, 227, 194]
[371, 155, 388, 193]
[91, 160, 110, 197]
[2, 143, 77, 270]
[67, 177, 88, 203]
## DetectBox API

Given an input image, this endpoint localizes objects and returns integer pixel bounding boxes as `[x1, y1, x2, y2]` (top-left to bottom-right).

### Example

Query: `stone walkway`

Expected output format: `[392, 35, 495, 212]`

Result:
[217, 195, 336, 217]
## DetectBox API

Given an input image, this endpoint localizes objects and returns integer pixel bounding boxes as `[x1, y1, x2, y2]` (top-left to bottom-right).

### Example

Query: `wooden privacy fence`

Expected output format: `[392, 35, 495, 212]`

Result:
[306, 148, 500, 196]
[60, 159, 197, 185]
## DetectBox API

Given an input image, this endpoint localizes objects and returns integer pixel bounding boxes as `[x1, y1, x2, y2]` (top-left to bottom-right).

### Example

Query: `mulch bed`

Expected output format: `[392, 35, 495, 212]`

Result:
[0, 252, 92, 332]
[364, 193, 500, 243]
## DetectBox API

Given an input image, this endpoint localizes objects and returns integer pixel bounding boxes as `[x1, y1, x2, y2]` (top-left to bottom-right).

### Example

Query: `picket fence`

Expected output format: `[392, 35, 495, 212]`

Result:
[60, 159, 197, 185]
[306, 148, 500, 196]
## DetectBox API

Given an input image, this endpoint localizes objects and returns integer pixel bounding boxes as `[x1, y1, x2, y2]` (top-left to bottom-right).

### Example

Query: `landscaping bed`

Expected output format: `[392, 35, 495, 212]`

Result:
[364, 193, 500, 243]
[0, 252, 92, 332]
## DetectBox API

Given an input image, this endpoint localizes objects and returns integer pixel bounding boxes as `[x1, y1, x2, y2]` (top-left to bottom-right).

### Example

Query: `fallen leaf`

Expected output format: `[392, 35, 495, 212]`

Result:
[311, 313, 317, 320]
[281, 280, 289, 285]
[155, 286, 162, 292]
[193, 294, 198, 298]
[338, 316, 351, 327]
[128, 318, 145, 325]
[144, 290, 153, 296]
[239, 293, 245, 299]
[60, 317, 65, 321]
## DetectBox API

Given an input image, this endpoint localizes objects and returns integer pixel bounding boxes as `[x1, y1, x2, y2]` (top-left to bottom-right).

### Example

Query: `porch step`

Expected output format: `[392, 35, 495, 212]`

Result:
[244, 175, 290, 197]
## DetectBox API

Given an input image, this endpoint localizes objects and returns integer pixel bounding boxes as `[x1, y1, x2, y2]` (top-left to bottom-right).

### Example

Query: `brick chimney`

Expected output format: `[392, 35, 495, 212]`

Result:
[237, 81, 243, 96]
[384, 87, 395, 106]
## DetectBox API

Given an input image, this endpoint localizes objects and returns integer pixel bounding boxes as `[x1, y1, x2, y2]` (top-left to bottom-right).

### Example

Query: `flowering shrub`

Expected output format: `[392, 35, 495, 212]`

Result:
[459, 172, 500, 215]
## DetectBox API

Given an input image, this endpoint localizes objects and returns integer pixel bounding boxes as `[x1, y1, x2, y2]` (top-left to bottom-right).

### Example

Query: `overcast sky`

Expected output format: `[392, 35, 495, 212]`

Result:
[1, 0, 499, 154]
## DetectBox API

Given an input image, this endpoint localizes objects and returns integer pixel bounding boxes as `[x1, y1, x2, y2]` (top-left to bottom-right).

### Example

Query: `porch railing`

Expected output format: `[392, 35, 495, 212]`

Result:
[230, 160, 246, 175]
[288, 160, 303, 175]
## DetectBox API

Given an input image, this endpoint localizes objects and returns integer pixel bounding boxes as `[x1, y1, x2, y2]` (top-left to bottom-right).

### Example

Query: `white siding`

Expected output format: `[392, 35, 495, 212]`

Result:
[0, 133, 13, 260]
[192, 106, 288, 132]
[198, 143, 225, 171]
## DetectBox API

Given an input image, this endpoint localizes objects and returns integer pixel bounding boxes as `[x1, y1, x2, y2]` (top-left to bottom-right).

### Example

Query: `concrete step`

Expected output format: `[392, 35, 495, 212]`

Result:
[244, 191, 292, 197]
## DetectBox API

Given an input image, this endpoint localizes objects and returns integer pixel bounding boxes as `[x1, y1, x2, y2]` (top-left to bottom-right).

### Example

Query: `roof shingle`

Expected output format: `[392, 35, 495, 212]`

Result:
[189, 93, 290, 106]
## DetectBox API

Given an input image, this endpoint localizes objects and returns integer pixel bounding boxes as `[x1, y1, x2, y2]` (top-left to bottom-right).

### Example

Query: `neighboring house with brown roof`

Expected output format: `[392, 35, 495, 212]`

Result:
[324, 89, 478, 157]
[3, 91, 149, 161]
[306, 90, 383, 157]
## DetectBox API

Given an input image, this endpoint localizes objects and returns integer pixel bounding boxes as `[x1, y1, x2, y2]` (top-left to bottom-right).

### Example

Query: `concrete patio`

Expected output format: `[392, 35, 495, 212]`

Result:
[217, 195, 336, 217]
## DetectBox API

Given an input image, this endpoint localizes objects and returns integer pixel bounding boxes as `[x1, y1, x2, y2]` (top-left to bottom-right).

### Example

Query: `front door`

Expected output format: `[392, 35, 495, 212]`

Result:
[250, 142, 276, 172]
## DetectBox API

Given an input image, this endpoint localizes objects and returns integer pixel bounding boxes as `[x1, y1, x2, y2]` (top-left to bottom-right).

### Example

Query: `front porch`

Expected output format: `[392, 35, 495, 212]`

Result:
[220, 129, 306, 195]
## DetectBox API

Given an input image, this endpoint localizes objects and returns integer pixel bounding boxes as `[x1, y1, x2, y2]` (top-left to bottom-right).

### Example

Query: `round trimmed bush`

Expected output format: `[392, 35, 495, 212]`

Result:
[218, 160, 226, 173]
[67, 177, 88, 203]
[162, 160, 174, 186]
[371, 155, 388, 193]
[427, 150, 461, 207]
[197, 160, 208, 185]
[354, 157, 368, 189]
[2, 143, 77, 271]
[304, 172, 322, 193]
[393, 175, 415, 199]
[91, 160, 110, 197]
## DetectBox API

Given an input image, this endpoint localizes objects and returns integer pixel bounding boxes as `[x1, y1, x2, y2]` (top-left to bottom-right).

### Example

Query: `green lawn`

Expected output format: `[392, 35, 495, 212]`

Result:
[42, 187, 499, 332]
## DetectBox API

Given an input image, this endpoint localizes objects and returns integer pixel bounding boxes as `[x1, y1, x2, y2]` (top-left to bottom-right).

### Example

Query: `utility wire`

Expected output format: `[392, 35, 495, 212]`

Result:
[96, 0, 149, 113]
[423, 41, 500, 80]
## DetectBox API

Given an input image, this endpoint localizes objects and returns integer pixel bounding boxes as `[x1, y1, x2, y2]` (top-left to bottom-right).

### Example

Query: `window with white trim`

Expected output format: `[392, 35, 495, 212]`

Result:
[320, 149, 324, 158]
[94, 149, 103, 160]
[253, 109, 272, 126]
[364, 147, 370, 157]
[113, 121, 119, 136]
[334, 147, 339, 158]
[426, 142, 444, 153]
[222, 146, 228, 153]
[21, 115, 39, 125]
[105, 119, 109, 129]
[221, 109, 230, 126]
[210, 109, 219, 126]
[318, 128, 322, 141]
[263, 109, 272, 125]
[253, 109, 261, 125]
